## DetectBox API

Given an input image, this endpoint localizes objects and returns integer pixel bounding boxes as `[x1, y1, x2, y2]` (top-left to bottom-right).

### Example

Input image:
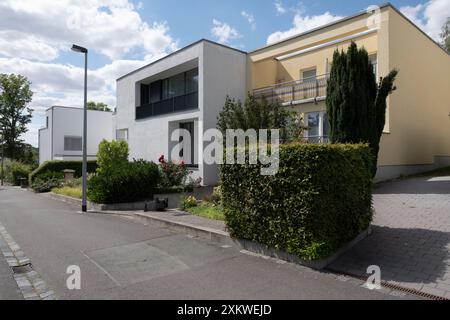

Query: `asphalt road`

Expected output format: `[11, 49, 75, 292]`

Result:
[0, 186, 412, 300]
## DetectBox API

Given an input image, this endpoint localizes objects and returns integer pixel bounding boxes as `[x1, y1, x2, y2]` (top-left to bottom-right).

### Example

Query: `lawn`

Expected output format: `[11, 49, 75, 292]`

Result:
[185, 203, 225, 221]
[52, 186, 82, 199]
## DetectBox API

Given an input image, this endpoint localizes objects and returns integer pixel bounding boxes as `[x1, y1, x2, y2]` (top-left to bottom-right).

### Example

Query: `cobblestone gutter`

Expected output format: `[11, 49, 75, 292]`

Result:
[0, 221, 56, 300]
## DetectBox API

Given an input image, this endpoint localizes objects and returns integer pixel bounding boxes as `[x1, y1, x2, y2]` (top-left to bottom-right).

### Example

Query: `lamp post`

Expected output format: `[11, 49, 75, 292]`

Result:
[71, 44, 88, 212]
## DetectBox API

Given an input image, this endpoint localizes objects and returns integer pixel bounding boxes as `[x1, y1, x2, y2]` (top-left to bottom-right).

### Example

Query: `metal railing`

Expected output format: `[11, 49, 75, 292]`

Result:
[136, 91, 198, 119]
[253, 74, 329, 104]
[300, 136, 330, 144]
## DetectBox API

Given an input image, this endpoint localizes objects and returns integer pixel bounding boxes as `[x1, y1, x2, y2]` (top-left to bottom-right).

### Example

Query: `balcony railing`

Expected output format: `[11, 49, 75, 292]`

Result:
[136, 91, 198, 120]
[253, 74, 329, 105]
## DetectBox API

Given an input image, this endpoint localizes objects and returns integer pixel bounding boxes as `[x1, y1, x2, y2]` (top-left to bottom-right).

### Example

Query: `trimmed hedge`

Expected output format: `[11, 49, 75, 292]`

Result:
[220, 143, 373, 261]
[87, 160, 160, 204]
[29, 160, 97, 184]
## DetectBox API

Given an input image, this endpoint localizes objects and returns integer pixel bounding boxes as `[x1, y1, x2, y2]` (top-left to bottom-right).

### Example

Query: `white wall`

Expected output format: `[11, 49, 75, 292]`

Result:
[39, 106, 113, 164]
[115, 40, 247, 185]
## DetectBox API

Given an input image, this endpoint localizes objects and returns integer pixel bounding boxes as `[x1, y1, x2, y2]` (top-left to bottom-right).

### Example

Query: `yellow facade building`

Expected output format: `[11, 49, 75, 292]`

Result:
[247, 3, 450, 181]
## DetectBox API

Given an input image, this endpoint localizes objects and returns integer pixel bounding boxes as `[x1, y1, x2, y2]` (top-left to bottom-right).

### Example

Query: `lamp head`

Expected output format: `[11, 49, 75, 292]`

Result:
[71, 44, 88, 53]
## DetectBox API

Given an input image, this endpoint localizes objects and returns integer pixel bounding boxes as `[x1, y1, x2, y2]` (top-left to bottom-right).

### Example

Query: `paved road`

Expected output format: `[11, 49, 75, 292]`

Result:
[0, 186, 411, 300]
[329, 175, 450, 299]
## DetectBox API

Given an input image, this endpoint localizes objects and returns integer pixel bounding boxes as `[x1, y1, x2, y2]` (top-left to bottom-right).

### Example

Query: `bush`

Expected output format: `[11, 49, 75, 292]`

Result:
[31, 176, 64, 193]
[96, 139, 129, 176]
[158, 155, 189, 187]
[180, 195, 197, 210]
[4, 160, 34, 185]
[88, 160, 160, 204]
[29, 160, 97, 184]
[220, 143, 373, 261]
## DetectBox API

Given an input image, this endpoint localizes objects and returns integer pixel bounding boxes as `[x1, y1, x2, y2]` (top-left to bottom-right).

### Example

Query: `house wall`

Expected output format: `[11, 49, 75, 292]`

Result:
[375, 7, 450, 180]
[39, 107, 112, 164]
[38, 108, 53, 164]
[247, 5, 450, 180]
[115, 41, 247, 185]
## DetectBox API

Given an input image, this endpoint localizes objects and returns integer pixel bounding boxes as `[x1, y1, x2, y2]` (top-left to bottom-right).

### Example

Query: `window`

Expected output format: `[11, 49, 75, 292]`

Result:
[305, 112, 329, 142]
[140, 84, 150, 105]
[369, 54, 378, 77]
[46, 116, 49, 128]
[186, 68, 198, 94]
[64, 136, 82, 151]
[302, 68, 317, 82]
[179, 122, 196, 166]
[116, 129, 128, 142]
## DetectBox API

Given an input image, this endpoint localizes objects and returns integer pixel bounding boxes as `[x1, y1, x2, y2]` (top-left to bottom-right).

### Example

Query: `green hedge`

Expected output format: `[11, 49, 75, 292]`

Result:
[29, 160, 97, 184]
[87, 160, 160, 204]
[220, 143, 373, 261]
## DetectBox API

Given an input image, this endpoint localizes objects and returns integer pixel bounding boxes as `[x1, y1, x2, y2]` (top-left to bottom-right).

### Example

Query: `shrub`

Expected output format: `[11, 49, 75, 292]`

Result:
[220, 143, 373, 261]
[88, 160, 160, 204]
[96, 139, 129, 176]
[4, 160, 34, 185]
[31, 177, 64, 193]
[35, 171, 64, 181]
[180, 195, 198, 210]
[29, 160, 97, 184]
[158, 155, 189, 187]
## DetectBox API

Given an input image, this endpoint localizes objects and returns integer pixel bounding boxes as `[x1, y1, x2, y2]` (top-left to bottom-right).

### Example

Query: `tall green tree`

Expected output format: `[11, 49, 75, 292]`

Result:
[87, 101, 111, 112]
[441, 17, 450, 54]
[217, 94, 304, 143]
[0, 74, 33, 160]
[326, 42, 398, 177]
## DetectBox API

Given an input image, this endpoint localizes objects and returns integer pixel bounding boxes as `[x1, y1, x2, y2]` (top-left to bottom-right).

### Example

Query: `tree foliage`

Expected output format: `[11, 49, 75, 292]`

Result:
[441, 17, 450, 54]
[0, 74, 33, 159]
[326, 42, 398, 177]
[87, 101, 111, 112]
[217, 94, 304, 143]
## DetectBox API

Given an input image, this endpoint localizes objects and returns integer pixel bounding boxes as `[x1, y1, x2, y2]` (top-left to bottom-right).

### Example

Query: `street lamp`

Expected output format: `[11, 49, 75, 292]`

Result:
[71, 44, 88, 212]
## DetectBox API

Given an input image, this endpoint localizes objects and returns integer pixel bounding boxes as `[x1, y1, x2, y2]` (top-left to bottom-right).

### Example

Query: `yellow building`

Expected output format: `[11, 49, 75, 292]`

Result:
[247, 3, 450, 181]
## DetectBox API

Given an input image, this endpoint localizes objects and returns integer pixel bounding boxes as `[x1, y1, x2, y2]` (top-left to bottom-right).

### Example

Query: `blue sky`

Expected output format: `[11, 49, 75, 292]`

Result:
[0, 0, 448, 146]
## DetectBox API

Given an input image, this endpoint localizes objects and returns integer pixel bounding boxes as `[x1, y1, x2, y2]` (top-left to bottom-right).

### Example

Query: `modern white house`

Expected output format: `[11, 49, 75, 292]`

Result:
[114, 40, 247, 185]
[38, 106, 113, 165]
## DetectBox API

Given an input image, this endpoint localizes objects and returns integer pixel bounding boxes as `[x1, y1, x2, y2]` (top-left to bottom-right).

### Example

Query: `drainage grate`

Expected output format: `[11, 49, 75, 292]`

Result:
[326, 268, 449, 301]
[12, 264, 33, 274]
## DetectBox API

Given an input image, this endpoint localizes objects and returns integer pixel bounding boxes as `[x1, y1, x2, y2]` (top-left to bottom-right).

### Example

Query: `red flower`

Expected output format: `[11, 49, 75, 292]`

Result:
[181, 160, 185, 165]
[158, 155, 165, 163]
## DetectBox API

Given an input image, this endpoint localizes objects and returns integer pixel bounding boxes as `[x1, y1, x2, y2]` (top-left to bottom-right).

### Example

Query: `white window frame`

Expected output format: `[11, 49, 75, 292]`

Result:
[304, 111, 328, 139]
[116, 129, 128, 142]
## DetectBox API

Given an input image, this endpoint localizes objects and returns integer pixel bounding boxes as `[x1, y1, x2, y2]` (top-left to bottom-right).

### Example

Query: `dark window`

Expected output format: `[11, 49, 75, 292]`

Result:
[64, 136, 82, 151]
[149, 80, 162, 103]
[179, 122, 195, 166]
[140, 84, 150, 105]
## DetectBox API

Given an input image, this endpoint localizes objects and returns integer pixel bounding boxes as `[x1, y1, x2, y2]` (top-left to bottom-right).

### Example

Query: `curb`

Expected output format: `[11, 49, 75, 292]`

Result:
[0, 221, 56, 300]
[133, 212, 234, 246]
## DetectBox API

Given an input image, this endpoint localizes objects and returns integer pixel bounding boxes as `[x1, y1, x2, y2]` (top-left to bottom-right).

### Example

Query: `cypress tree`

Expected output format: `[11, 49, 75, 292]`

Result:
[326, 42, 398, 177]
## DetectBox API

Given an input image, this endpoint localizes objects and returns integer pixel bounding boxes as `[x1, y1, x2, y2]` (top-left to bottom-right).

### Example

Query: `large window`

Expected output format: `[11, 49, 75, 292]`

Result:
[179, 122, 196, 166]
[305, 112, 329, 143]
[64, 136, 82, 151]
[141, 68, 199, 105]
[302, 68, 317, 82]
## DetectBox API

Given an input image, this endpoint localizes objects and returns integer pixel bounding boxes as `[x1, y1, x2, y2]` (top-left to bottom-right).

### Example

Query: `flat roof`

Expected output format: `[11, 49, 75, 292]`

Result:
[116, 39, 247, 81]
[44, 105, 113, 113]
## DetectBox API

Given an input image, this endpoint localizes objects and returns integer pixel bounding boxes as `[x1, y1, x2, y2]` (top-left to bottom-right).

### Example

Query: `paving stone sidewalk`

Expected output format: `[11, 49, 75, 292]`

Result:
[329, 175, 450, 299]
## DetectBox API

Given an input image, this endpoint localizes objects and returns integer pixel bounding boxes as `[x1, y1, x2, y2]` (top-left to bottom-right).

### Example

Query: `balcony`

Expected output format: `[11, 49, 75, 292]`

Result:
[136, 91, 198, 120]
[253, 74, 329, 105]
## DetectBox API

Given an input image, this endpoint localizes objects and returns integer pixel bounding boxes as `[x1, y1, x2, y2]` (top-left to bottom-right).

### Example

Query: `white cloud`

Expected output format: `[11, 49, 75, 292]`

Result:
[400, 0, 450, 41]
[0, 0, 180, 147]
[275, 0, 287, 15]
[211, 19, 242, 44]
[241, 11, 256, 30]
[0, 0, 178, 61]
[267, 12, 343, 44]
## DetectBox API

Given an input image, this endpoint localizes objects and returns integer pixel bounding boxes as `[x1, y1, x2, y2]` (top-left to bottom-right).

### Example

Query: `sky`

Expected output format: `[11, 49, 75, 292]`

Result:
[0, 0, 448, 147]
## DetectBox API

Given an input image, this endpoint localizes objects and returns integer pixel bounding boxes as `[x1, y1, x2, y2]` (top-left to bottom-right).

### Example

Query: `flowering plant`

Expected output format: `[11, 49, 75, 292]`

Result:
[158, 155, 190, 187]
